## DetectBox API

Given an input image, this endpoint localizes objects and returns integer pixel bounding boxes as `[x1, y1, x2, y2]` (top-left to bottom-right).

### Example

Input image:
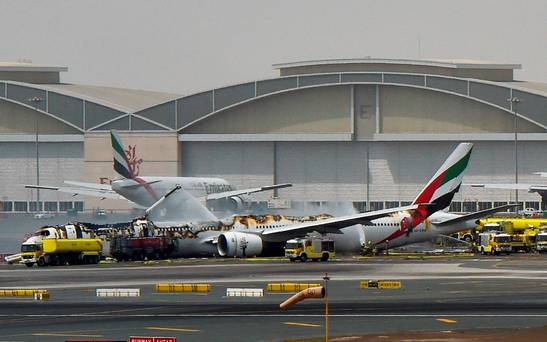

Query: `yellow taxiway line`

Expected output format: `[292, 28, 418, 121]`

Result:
[436, 318, 458, 324]
[282, 321, 322, 328]
[146, 326, 200, 332]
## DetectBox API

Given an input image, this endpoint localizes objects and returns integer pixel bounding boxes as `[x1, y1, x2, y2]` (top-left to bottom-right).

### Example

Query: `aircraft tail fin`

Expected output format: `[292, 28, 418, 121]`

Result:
[111, 129, 134, 179]
[412, 143, 474, 219]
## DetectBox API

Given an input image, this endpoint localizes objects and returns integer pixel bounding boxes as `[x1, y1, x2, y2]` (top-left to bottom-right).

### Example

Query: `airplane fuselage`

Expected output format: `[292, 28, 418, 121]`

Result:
[111, 177, 233, 207]
[153, 211, 475, 256]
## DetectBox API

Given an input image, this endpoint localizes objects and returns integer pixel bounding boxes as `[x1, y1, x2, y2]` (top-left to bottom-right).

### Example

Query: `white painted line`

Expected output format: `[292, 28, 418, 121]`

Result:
[96, 288, 140, 297]
[226, 288, 263, 297]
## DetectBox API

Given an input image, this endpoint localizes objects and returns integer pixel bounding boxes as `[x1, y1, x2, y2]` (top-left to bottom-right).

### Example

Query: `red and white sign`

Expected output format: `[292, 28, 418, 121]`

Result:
[129, 337, 176, 342]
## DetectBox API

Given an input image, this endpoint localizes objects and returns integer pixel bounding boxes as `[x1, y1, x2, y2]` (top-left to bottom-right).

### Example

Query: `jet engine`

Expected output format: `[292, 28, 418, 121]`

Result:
[217, 232, 263, 257]
[227, 196, 244, 211]
[208, 196, 245, 212]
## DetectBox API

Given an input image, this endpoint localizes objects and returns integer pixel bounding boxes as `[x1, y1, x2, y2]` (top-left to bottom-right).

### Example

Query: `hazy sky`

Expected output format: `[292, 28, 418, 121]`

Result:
[1, 0, 546, 94]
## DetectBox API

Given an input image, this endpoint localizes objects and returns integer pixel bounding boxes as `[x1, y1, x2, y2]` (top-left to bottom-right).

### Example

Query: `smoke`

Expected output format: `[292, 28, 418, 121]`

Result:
[147, 187, 218, 225]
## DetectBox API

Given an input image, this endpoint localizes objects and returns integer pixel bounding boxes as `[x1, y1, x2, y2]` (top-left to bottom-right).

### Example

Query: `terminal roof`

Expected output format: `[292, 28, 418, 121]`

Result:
[273, 58, 522, 70]
[0, 61, 68, 72]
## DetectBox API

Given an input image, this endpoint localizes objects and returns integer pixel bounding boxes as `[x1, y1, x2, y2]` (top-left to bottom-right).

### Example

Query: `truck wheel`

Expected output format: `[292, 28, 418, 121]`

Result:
[321, 253, 329, 261]
[300, 253, 308, 262]
[50, 256, 60, 266]
[37, 257, 46, 267]
[25, 263, 34, 268]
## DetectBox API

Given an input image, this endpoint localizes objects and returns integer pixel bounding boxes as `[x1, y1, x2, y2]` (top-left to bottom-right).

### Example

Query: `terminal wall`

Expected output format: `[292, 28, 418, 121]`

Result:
[0, 142, 83, 204]
[180, 140, 546, 206]
[181, 141, 274, 201]
[0, 71, 60, 84]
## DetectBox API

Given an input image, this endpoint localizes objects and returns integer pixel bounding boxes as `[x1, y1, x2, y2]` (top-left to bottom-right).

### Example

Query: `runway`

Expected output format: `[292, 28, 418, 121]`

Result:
[0, 255, 546, 341]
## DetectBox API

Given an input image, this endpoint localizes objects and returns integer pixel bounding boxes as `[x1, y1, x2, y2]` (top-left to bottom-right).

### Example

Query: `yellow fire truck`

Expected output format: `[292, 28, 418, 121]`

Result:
[285, 238, 335, 262]
[478, 231, 512, 255]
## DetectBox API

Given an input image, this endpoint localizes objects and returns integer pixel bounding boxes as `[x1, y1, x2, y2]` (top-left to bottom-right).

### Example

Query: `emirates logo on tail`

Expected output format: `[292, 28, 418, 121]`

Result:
[124, 145, 143, 177]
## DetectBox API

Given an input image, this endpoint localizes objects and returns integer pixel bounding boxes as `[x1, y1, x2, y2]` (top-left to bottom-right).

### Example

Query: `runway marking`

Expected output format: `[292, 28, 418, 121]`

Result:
[32, 332, 104, 337]
[7, 274, 547, 290]
[80, 306, 166, 316]
[283, 322, 321, 328]
[146, 326, 200, 332]
[3, 313, 547, 318]
[436, 318, 458, 324]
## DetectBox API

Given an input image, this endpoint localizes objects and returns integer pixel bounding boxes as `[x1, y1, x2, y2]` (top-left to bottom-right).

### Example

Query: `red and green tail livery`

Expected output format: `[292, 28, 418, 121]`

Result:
[412, 142, 474, 219]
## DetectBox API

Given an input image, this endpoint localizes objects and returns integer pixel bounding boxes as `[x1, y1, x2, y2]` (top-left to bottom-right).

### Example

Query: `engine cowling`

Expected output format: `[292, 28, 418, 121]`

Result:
[209, 196, 244, 212]
[228, 196, 244, 211]
[217, 232, 263, 257]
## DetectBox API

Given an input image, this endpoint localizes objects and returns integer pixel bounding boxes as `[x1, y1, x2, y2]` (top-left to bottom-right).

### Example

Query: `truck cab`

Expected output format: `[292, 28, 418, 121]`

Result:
[478, 232, 512, 255]
[536, 231, 547, 253]
[284, 238, 335, 262]
[20, 236, 43, 267]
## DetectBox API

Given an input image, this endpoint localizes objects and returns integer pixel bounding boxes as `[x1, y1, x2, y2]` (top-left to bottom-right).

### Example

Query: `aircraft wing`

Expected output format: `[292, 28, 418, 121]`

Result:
[63, 181, 113, 191]
[466, 183, 542, 191]
[432, 204, 518, 227]
[203, 183, 292, 201]
[24, 184, 124, 200]
[261, 204, 419, 242]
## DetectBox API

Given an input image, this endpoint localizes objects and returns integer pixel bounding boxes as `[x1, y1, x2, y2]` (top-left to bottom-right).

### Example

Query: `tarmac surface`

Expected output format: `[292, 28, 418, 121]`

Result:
[0, 254, 546, 341]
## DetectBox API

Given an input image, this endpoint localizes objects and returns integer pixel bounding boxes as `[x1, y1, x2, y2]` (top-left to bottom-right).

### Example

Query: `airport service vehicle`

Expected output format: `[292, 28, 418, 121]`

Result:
[478, 232, 512, 255]
[285, 238, 335, 262]
[34, 211, 55, 219]
[108, 219, 175, 261]
[30, 223, 97, 240]
[26, 130, 291, 210]
[477, 217, 547, 231]
[509, 229, 537, 252]
[479, 221, 539, 252]
[536, 231, 547, 253]
[21, 238, 102, 267]
[110, 236, 174, 261]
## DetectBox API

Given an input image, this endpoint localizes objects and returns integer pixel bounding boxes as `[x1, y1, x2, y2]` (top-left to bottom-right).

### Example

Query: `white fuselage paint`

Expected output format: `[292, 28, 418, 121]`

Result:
[111, 177, 232, 206]
[332, 211, 477, 252]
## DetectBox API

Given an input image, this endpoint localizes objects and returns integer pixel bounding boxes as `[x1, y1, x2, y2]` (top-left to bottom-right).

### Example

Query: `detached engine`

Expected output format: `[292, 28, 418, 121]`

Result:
[217, 232, 263, 257]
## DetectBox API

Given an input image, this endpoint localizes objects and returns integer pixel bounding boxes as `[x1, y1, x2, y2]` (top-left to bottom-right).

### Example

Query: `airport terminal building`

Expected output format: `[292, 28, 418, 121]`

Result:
[0, 58, 546, 213]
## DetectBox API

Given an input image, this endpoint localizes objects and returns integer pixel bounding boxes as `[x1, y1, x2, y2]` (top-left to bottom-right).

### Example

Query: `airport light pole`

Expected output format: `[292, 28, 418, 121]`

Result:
[28, 96, 43, 213]
[508, 96, 520, 209]
[323, 272, 330, 342]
